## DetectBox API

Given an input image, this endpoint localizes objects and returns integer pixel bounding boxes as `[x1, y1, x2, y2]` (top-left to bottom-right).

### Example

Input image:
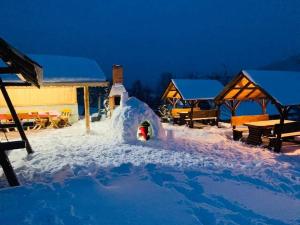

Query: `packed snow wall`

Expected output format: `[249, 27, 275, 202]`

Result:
[110, 97, 166, 142]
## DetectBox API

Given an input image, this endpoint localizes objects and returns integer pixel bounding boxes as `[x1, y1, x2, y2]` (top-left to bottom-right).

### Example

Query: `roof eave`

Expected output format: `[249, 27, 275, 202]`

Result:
[42, 80, 109, 87]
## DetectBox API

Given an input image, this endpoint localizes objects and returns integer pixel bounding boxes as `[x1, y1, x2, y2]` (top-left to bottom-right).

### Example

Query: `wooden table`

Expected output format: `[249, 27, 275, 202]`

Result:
[244, 120, 295, 145]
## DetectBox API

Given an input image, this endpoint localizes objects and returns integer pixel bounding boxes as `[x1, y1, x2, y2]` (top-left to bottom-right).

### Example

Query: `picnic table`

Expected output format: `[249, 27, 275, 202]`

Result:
[0, 112, 60, 131]
[244, 119, 295, 145]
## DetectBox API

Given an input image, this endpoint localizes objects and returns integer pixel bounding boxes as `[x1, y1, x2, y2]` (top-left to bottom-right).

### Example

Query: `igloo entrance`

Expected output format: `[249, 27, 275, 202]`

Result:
[137, 120, 154, 141]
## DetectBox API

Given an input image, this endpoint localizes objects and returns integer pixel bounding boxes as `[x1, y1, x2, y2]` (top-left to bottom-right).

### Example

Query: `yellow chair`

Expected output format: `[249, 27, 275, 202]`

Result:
[31, 112, 48, 130]
[49, 109, 72, 128]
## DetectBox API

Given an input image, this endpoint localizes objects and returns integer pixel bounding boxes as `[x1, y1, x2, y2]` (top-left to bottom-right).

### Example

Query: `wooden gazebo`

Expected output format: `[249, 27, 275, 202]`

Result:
[215, 70, 300, 151]
[161, 79, 223, 126]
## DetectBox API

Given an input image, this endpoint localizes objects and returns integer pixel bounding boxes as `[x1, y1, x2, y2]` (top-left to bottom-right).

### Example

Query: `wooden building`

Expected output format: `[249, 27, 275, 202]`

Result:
[161, 79, 223, 126]
[1, 54, 108, 130]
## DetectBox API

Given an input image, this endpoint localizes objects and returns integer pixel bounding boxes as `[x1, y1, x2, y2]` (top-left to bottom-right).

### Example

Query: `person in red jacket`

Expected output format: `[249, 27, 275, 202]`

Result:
[137, 121, 151, 141]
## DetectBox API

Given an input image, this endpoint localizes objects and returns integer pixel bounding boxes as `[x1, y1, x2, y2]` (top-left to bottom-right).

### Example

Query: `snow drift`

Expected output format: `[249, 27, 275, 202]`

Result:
[110, 97, 166, 142]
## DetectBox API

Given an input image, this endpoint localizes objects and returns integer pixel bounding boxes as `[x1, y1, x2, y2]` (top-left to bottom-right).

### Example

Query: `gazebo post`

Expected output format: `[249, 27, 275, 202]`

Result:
[274, 105, 289, 152]
[84, 85, 90, 133]
[189, 100, 195, 128]
[261, 99, 266, 114]
[216, 103, 221, 127]
[258, 99, 269, 114]
[224, 100, 240, 129]
[98, 91, 102, 113]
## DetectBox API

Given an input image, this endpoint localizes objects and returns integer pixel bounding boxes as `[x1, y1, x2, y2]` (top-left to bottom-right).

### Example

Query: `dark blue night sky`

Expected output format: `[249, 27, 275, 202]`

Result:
[1, 0, 300, 86]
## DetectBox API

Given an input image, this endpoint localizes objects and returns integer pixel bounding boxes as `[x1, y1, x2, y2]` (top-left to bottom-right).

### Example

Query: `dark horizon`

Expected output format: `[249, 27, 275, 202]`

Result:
[1, 0, 300, 87]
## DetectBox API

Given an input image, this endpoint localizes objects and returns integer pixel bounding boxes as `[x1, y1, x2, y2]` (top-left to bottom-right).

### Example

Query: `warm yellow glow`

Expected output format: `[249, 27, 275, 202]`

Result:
[248, 89, 264, 99]
[235, 77, 250, 88]
[224, 89, 240, 99]
[0, 86, 77, 107]
[236, 89, 253, 100]
[166, 90, 177, 98]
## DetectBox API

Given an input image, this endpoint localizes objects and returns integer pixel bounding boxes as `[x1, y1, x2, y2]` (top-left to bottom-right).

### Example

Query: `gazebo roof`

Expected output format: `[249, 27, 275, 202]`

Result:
[162, 79, 223, 101]
[215, 70, 300, 107]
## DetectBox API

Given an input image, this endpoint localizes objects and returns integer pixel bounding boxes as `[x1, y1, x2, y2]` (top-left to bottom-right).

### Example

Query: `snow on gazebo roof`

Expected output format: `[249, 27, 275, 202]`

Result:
[28, 54, 107, 85]
[162, 79, 223, 101]
[216, 70, 300, 107]
[243, 70, 300, 106]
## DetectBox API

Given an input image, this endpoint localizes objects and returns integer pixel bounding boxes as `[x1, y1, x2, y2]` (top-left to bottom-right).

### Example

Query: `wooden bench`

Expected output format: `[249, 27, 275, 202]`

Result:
[269, 121, 300, 152]
[171, 108, 194, 125]
[17, 113, 36, 130]
[181, 109, 218, 127]
[171, 108, 192, 119]
[231, 114, 269, 141]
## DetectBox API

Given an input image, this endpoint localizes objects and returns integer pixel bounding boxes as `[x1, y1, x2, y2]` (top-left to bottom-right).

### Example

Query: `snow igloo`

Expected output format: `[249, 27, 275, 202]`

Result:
[110, 97, 166, 142]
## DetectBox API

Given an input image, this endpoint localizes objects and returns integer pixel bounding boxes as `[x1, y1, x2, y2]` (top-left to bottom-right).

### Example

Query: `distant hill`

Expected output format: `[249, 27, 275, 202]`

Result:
[261, 55, 300, 71]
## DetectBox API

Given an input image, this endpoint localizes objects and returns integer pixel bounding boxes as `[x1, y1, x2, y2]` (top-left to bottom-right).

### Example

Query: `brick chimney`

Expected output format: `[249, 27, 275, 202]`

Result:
[112, 64, 123, 84]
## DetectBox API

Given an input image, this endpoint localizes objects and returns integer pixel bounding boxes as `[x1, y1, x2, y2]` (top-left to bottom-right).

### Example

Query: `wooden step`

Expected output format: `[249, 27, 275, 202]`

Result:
[0, 123, 17, 129]
[0, 141, 26, 151]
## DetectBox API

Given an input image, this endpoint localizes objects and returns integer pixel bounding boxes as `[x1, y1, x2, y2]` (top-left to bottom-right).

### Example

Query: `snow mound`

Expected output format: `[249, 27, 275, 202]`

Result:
[110, 97, 166, 142]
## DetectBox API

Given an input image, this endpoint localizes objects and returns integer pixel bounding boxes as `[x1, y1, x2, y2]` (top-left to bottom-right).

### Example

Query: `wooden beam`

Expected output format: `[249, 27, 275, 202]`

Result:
[189, 101, 195, 128]
[0, 80, 33, 154]
[2, 82, 31, 87]
[224, 101, 233, 111]
[0, 151, 20, 186]
[233, 100, 241, 112]
[216, 103, 221, 127]
[216, 74, 245, 102]
[172, 91, 178, 98]
[232, 81, 252, 99]
[84, 86, 90, 133]
[257, 99, 270, 114]
[0, 67, 19, 74]
[42, 81, 110, 87]
[0, 141, 25, 151]
[0, 123, 16, 129]
[244, 88, 258, 99]
[231, 87, 256, 90]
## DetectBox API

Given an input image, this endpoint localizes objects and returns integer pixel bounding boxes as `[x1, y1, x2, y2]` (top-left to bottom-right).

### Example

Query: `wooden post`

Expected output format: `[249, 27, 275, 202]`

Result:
[98, 92, 101, 113]
[261, 99, 267, 114]
[216, 103, 221, 127]
[84, 86, 90, 133]
[0, 151, 20, 186]
[258, 99, 269, 114]
[0, 81, 33, 154]
[274, 105, 288, 153]
[189, 101, 195, 128]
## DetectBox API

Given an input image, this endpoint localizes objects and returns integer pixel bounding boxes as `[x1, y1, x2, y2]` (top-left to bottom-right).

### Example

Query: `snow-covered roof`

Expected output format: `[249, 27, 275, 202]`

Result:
[28, 54, 106, 84]
[171, 79, 224, 100]
[109, 83, 127, 97]
[1, 54, 107, 86]
[243, 70, 300, 106]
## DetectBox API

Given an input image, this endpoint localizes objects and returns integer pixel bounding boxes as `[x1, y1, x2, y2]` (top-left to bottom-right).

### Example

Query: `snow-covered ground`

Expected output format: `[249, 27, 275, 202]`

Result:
[0, 98, 299, 224]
